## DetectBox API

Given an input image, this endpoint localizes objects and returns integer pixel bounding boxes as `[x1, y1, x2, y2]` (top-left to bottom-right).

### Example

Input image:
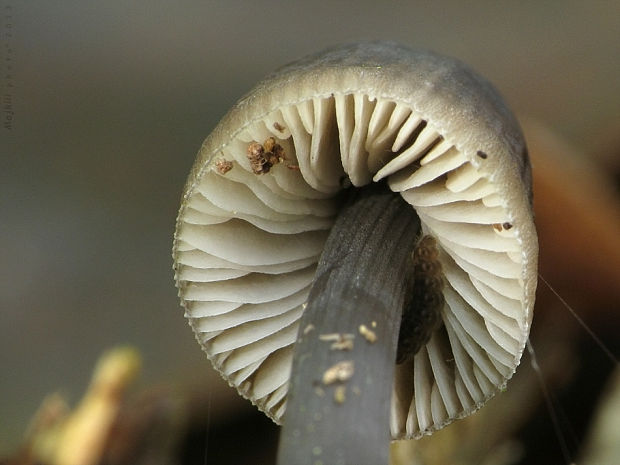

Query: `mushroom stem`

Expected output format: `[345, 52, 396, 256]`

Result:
[276, 181, 421, 465]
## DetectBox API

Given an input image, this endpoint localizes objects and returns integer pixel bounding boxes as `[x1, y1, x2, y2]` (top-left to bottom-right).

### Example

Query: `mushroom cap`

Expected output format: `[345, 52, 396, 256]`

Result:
[172, 41, 538, 439]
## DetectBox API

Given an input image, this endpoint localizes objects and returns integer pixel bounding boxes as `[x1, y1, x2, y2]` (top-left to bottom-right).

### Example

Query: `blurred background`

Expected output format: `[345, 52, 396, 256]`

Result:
[2, 1, 619, 464]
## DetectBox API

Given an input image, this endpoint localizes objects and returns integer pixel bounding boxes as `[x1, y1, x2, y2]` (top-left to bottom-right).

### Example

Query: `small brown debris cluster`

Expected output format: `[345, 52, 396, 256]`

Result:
[214, 158, 233, 175]
[322, 360, 354, 385]
[493, 222, 514, 232]
[331, 339, 354, 351]
[247, 137, 286, 174]
[273, 122, 286, 132]
[319, 333, 355, 351]
[303, 324, 315, 335]
[358, 324, 377, 343]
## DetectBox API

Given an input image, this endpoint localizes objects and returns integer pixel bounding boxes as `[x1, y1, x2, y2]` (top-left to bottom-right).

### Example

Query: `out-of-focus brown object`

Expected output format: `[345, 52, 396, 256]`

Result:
[7, 347, 141, 465]
[4, 347, 278, 465]
[525, 119, 620, 316]
[589, 117, 620, 189]
[52, 347, 141, 465]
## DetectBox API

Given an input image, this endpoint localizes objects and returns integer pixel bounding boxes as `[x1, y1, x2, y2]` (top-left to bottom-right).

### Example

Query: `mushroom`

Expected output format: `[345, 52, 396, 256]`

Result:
[172, 41, 537, 462]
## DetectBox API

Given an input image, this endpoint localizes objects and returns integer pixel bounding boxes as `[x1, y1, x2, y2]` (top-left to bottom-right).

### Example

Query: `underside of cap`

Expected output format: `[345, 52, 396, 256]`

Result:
[173, 42, 538, 439]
